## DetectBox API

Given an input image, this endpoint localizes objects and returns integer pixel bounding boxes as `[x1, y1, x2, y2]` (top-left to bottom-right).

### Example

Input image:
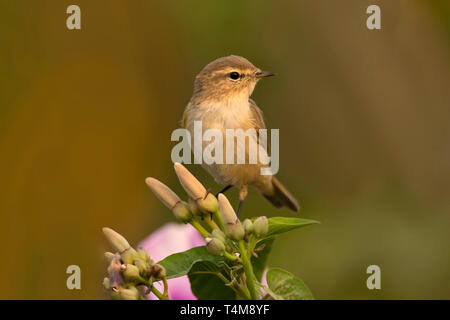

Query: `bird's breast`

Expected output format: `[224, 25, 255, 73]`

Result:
[184, 99, 267, 187]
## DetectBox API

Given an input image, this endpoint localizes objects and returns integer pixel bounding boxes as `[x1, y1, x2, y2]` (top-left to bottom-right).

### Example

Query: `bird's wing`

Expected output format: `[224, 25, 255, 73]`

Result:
[249, 98, 266, 131]
[249, 98, 270, 151]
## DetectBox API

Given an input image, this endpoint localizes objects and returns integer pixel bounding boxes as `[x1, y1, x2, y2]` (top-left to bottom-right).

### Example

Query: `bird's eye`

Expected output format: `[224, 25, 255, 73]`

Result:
[229, 72, 240, 80]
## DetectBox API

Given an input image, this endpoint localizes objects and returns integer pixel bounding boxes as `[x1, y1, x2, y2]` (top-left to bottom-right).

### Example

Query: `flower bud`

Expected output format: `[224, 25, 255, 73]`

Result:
[118, 286, 140, 300]
[107, 256, 121, 276]
[145, 177, 181, 209]
[104, 252, 115, 263]
[150, 264, 166, 280]
[109, 275, 123, 288]
[174, 163, 206, 200]
[110, 286, 121, 300]
[121, 264, 141, 282]
[120, 247, 139, 264]
[218, 194, 244, 241]
[218, 194, 238, 224]
[103, 277, 111, 290]
[211, 229, 226, 242]
[243, 219, 253, 234]
[102, 227, 130, 252]
[206, 237, 225, 256]
[133, 258, 149, 274]
[188, 198, 201, 216]
[146, 177, 193, 222]
[107, 257, 123, 287]
[253, 216, 269, 238]
[172, 201, 193, 223]
[197, 193, 219, 213]
[225, 222, 245, 241]
[137, 248, 151, 263]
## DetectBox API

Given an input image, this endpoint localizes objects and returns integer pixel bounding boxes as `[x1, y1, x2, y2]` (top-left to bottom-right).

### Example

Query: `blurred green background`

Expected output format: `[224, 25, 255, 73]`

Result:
[1, 0, 449, 299]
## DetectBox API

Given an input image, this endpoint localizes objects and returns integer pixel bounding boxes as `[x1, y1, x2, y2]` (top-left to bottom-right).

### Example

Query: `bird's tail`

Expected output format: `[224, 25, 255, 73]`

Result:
[263, 176, 300, 212]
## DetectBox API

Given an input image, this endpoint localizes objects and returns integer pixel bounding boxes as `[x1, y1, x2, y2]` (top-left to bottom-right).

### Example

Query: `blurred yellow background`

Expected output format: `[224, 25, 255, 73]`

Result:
[1, 0, 449, 299]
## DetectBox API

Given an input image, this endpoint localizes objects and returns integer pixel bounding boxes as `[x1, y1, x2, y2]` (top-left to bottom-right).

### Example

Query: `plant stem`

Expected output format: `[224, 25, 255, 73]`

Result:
[247, 235, 257, 257]
[162, 277, 169, 298]
[190, 271, 250, 300]
[238, 240, 258, 300]
[145, 281, 169, 300]
[204, 215, 219, 230]
[238, 282, 252, 300]
[213, 209, 226, 231]
[190, 219, 210, 238]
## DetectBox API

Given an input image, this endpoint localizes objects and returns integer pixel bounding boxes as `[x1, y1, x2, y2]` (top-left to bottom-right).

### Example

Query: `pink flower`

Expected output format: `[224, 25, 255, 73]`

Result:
[261, 269, 268, 295]
[138, 223, 204, 300]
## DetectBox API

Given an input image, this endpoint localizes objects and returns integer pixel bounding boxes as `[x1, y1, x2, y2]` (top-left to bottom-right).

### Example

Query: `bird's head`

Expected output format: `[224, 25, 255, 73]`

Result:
[192, 55, 274, 104]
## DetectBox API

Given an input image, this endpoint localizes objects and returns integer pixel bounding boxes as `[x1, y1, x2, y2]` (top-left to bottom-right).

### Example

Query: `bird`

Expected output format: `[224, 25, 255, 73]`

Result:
[181, 55, 299, 214]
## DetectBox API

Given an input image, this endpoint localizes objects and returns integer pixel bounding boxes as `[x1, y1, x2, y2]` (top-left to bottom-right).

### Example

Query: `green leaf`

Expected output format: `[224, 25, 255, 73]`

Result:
[157, 246, 225, 279]
[251, 237, 275, 281]
[267, 217, 319, 237]
[266, 267, 313, 300]
[188, 261, 236, 300]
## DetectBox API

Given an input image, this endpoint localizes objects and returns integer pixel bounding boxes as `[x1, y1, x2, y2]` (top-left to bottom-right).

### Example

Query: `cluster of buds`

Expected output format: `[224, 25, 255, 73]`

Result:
[135, 163, 271, 299]
[146, 163, 225, 240]
[173, 163, 219, 215]
[100, 163, 274, 300]
[145, 163, 269, 255]
[145, 177, 193, 223]
[146, 163, 220, 223]
[205, 229, 227, 256]
[102, 227, 167, 300]
[217, 195, 268, 240]
[250, 216, 269, 239]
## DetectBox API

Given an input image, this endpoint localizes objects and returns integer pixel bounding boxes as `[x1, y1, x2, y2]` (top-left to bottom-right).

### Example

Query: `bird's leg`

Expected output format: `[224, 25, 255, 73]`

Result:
[237, 200, 245, 217]
[236, 185, 248, 217]
[215, 185, 232, 197]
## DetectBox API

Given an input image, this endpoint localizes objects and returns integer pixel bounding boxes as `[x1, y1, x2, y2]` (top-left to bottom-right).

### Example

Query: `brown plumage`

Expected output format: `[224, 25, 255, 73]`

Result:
[182, 55, 299, 213]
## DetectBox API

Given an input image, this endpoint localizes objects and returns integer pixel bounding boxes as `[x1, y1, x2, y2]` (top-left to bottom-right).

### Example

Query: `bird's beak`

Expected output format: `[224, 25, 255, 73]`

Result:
[255, 71, 275, 78]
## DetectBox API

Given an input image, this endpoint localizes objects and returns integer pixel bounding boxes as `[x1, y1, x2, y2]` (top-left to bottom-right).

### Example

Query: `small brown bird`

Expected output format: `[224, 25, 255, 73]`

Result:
[182, 55, 299, 214]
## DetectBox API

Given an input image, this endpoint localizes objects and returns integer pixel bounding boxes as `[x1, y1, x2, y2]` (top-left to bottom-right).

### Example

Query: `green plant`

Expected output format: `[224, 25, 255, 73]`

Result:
[102, 163, 318, 300]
